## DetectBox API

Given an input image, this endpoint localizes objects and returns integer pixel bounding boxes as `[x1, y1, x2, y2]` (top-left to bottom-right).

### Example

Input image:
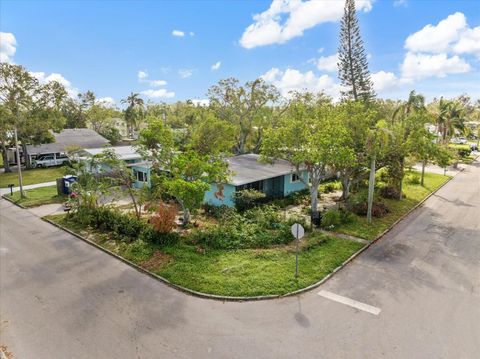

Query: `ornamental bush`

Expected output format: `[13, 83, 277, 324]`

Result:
[233, 189, 266, 211]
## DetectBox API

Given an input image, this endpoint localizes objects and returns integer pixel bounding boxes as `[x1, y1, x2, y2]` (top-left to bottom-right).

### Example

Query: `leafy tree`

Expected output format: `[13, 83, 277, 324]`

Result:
[85, 102, 123, 144]
[406, 120, 438, 186]
[208, 77, 280, 154]
[335, 101, 377, 201]
[189, 112, 235, 155]
[432, 98, 466, 143]
[121, 92, 144, 137]
[97, 149, 143, 219]
[262, 99, 354, 218]
[137, 116, 175, 167]
[338, 0, 375, 102]
[163, 151, 229, 225]
[384, 91, 427, 198]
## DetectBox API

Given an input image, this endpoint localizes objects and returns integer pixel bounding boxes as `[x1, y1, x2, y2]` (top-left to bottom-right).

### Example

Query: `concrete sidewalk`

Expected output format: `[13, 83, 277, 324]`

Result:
[0, 181, 57, 196]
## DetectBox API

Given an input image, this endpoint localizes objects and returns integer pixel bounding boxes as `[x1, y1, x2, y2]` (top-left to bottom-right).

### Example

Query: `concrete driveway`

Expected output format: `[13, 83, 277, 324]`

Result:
[1, 161, 479, 359]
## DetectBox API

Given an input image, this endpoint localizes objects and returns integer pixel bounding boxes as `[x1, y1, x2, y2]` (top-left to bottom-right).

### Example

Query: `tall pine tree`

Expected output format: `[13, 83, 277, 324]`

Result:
[338, 0, 375, 102]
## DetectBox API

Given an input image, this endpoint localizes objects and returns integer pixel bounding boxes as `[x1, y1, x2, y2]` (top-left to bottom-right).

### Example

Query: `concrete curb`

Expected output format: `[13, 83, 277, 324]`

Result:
[1, 194, 27, 209]
[41, 171, 459, 302]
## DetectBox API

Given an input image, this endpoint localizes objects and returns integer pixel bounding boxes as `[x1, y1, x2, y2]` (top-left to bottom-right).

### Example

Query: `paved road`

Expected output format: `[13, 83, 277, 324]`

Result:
[1, 162, 479, 359]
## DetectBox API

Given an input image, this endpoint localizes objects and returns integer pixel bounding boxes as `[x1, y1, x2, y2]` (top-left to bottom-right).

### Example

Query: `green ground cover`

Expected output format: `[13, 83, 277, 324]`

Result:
[5, 185, 66, 207]
[0, 167, 65, 188]
[44, 212, 364, 297]
[333, 171, 450, 240]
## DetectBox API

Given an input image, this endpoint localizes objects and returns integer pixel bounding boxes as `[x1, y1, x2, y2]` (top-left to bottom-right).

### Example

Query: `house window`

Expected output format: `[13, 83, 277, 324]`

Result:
[236, 180, 264, 192]
[135, 170, 147, 182]
[291, 173, 300, 183]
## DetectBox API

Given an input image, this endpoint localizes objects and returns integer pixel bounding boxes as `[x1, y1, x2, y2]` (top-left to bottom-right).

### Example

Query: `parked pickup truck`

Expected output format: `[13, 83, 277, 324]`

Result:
[32, 154, 70, 168]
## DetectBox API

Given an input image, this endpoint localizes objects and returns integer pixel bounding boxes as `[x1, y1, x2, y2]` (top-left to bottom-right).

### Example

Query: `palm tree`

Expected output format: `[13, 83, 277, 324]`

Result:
[392, 90, 425, 122]
[121, 92, 144, 138]
[434, 99, 465, 143]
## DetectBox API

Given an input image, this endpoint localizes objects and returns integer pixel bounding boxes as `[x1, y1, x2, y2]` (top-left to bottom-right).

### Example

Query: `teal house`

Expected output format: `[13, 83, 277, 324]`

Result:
[132, 154, 309, 207]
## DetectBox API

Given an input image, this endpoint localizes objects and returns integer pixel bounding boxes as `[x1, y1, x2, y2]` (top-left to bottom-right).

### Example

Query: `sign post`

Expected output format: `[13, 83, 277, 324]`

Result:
[291, 223, 305, 278]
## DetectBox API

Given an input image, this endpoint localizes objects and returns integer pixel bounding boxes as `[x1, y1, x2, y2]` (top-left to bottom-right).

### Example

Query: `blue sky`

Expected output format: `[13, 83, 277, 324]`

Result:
[1, 0, 479, 105]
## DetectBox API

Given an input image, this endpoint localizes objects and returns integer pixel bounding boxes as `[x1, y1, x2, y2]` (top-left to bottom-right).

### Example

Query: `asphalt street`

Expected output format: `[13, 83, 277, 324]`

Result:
[1, 161, 479, 359]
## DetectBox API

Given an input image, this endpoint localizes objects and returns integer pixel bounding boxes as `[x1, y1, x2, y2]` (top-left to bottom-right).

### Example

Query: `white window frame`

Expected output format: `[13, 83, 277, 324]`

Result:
[291, 172, 301, 183]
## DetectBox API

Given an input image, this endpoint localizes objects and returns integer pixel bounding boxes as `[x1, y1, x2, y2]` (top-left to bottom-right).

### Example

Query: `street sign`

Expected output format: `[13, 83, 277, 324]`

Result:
[291, 223, 305, 278]
[291, 223, 305, 239]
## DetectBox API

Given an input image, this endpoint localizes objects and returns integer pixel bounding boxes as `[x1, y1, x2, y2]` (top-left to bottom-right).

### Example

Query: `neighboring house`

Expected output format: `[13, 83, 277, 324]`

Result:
[75, 145, 143, 172]
[7, 128, 110, 165]
[132, 154, 309, 207]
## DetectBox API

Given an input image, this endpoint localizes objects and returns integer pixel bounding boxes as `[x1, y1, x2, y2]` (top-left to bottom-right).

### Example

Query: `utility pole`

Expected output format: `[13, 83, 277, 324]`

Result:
[14, 126, 25, 198]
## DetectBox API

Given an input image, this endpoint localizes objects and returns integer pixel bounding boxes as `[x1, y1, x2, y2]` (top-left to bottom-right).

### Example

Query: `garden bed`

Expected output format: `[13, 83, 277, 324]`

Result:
[44, 213, 364, 297]
[330, 171, 451, 240]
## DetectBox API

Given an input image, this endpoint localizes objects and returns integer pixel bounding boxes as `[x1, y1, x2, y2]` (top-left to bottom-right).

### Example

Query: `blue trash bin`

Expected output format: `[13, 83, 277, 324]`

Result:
[63, 175, 78, 194]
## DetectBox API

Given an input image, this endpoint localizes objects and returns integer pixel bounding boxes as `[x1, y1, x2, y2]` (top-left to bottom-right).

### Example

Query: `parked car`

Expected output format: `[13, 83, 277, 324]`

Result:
[32, 154, 70, 168]
[451, 137, 468, 144]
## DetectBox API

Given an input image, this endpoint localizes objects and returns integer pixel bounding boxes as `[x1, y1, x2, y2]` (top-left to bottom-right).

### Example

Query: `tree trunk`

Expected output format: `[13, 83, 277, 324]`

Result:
[21, 144, 32, 169]
[128, 188, 141, 219]
[367, 155, 376, 223]
[1, 142, 11, 173]
[310, 182, 319, 216]
[178, 199, 190, 225]
[341, 175, 351, 202]
[398, 158, 404, 200]
[421, 160, 426, 187]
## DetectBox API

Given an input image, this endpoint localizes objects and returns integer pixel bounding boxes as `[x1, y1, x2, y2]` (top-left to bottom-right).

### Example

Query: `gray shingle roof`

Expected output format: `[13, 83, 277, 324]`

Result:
[26, 129, 110, 155]
[228, 154, 297, 186]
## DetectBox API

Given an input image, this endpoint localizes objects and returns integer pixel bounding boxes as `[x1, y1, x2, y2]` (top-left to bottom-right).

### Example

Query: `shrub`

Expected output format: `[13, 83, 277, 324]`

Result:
[375, 168, 389, 184]
[319, 181, 342, 193]
[149, 202, 177, 233]
[347, 191, 390, 218]
[371, 202, 390, 217]
[233, 189, 266, 211]
[405, 173, 420, 185]
[243, 205, 282, 230]
[379, 185, 401, 199]
[138, 226, 179, 246]
[202, 203, 235, 219]
[188, 205, 296, 250]
[321, 209, 342, 228]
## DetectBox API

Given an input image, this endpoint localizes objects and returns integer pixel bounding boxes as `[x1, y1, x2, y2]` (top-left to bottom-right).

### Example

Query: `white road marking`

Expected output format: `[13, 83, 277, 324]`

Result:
[318, 290, 381, 315]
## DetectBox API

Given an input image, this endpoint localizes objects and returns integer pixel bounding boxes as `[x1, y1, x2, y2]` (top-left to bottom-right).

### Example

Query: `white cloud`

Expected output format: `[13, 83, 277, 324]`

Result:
[371, 71, 400, 92]
[315, 53, 338, 72]
[405, 12, 467, 53]
[178, 68, 194, 79]
[0, 32, 17, 63]
[138, 70, 148, 79]
[172, 30, 185, 37]
[191, 99, 210, 106]
[400, 52, 471, 80]
[211, 61, 221, 71]
[141, 89, 175, 99]
[189, 31, 195, 36]
[97, 97, 116, 108]
[393, 0, 407, 7]
[240, 0, 373, 49]
[31, 71, 79, 97]
[261, 67, 340, 99]
[453, 26, 480, 57]
[149, 79, 167, 87]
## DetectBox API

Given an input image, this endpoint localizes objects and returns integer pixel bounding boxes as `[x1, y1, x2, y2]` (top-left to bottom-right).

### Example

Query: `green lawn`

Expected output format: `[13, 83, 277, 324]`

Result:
[5, 185, 66, 207]
[0, 167, 65, 188]
[333, 171, 450, 240]
[44, 213, 364, 297]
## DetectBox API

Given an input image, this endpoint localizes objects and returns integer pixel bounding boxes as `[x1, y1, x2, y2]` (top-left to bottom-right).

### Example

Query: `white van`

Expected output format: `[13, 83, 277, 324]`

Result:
[32, 154, 70, 168]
